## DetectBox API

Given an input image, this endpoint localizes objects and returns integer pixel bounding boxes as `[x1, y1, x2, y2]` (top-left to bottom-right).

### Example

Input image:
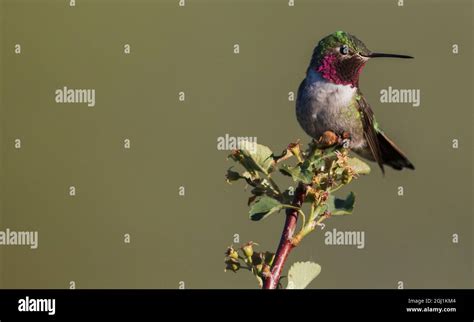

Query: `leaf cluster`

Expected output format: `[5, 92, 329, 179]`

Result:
[224, 139, 371, 288]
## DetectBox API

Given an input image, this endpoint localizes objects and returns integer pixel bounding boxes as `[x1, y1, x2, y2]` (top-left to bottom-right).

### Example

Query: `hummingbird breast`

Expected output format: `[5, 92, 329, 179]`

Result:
[296, 70, 366, 149]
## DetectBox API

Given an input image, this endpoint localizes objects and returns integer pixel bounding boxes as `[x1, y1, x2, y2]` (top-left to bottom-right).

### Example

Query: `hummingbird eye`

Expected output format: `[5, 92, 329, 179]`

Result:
[340, 45, 349, 55]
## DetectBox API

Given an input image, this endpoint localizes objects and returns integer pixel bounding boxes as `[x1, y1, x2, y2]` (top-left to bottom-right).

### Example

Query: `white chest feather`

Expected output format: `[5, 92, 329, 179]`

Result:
[296, 69, 366, 149]
[306, 69, 357, 117]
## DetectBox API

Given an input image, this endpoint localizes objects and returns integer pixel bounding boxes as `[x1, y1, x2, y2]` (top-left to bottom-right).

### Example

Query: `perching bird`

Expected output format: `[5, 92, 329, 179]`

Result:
[296, 31, 415, 173]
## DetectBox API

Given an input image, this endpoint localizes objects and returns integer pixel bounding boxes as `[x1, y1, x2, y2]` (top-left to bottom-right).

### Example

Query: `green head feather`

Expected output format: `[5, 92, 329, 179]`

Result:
[311, 31, 371, 66]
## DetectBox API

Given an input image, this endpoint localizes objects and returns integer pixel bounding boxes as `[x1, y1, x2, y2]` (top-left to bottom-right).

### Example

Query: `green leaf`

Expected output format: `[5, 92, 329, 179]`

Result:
[347, 157, 371, 175]
[249, 196, 283, 221]
[279, 164, 313, 184]
[286, 261, 321, 289]
[327, 192, 356, 215]
[241, 143, 275, 175]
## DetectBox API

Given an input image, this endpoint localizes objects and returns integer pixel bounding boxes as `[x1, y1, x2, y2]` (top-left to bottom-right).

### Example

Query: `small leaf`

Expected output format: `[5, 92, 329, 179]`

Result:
[306, 157, 325, 172]
[279, 164, 313, 184]
[287, 261, 321, 289]
[241, 143, 275, 175]
[327, 192, 356, 215]
[249, 196, 283, 221]
[228, 151, 259, 177]
[347, 157, 371, 175]
[248, 178, 280, 199]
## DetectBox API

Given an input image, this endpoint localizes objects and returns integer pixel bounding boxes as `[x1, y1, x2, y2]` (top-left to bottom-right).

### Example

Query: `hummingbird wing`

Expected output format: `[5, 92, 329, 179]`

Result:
[356, 91, 415, 173]
[355, 92, 385, 173]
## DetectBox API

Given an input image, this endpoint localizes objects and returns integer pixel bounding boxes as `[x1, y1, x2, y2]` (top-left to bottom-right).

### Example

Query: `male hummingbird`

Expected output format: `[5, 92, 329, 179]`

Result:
[296, 31, 415, 173]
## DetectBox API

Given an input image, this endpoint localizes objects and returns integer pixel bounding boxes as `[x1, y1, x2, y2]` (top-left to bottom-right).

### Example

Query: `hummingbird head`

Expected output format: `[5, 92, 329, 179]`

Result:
[310, 31, 413, 87]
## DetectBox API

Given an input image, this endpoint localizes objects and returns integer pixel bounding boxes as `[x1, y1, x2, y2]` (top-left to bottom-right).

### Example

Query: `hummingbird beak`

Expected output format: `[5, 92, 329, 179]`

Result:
[363, 52, 414, 59]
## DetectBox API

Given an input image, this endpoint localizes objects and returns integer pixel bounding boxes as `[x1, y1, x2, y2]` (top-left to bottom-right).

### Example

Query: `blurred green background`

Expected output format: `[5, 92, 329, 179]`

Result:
[0, 0, 472, 289]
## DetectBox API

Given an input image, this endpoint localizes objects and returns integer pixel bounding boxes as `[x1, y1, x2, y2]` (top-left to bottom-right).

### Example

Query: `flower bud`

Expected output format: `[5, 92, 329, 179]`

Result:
[224, 258, 240, 272]
[241, 242, 255, 259]
[225, 246, 239, 260]
[287, 142, 303, 163]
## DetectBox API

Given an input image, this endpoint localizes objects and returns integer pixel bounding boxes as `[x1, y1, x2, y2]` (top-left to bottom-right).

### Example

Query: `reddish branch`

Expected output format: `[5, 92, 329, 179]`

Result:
[263, 183, 307, 289]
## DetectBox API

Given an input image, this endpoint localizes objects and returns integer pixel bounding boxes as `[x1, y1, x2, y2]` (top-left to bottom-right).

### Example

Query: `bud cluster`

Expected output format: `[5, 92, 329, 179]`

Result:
[224, 242, 275, 288]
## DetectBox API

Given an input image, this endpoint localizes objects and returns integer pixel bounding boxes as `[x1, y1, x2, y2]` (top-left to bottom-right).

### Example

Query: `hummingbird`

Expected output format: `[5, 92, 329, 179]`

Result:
[296, 31, 415, 173]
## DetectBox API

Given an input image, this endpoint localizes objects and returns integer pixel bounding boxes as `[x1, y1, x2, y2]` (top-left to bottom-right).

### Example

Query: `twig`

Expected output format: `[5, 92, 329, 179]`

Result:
[262, 182, 307, 289]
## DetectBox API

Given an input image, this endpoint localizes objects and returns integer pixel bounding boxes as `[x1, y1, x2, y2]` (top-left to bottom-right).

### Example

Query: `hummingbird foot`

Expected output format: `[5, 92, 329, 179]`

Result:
[317, 131, 352, 149]
[316, 130, 339, 148]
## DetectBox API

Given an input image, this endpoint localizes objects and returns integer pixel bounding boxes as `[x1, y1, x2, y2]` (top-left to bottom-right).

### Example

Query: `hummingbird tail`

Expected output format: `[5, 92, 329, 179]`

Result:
[377, 132, 415, 171]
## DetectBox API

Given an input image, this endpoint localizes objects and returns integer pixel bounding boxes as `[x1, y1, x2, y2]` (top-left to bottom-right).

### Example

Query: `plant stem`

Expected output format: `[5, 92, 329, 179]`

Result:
[263, 182, 307, 289]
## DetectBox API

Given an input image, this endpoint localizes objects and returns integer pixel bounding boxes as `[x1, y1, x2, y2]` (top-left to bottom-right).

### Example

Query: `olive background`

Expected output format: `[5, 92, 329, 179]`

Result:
[0, 0, 472, 289]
